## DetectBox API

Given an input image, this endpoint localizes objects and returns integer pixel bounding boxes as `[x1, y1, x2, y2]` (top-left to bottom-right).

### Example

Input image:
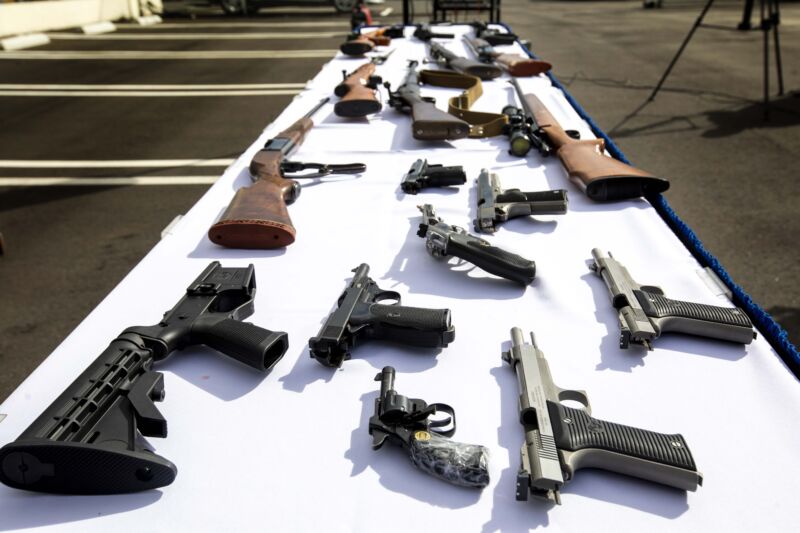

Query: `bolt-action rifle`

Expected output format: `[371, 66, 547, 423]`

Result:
[509, 79, 670, 201]
[209, 98, 365, 249]
[462, 35, 551, 77]
[0, 262, 289, 494]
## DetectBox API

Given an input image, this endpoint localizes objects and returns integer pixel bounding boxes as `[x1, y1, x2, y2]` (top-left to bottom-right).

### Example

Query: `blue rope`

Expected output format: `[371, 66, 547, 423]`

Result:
[504, 23, 800, 376]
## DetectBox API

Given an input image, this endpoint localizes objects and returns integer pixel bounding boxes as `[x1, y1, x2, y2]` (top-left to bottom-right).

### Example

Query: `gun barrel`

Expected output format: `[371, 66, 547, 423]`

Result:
[303, 97, 330, 119]
[377, 366, 396, 397]
[510, 327, 526, 348]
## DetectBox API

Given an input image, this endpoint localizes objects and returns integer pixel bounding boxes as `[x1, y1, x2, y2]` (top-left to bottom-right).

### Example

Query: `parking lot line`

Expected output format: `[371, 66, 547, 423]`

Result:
[0, 176, 220, 186]
[0, 89, 302, 96]
[116, 21, 347, 29]
[48, 31, 346, 40]
[0, 50, 337, 59]
[0, 159, 235, 167]
[0, 83, 306, 90]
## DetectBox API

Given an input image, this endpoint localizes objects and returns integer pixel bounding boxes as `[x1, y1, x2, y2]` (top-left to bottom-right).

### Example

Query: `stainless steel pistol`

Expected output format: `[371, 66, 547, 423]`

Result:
[474, 169, 568, 233]
[588, 248, 756, 350]
[503, 327, 703, 504]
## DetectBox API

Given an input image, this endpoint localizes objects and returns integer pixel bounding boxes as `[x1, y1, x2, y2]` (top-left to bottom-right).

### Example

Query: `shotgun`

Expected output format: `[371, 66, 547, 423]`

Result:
[208, 98, 364, 249]
[509, 80, 670, 201]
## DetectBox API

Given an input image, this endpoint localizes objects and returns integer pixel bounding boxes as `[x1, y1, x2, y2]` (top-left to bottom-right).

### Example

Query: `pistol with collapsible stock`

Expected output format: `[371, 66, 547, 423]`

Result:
[503, 327, 703, 504]
[462, 36, 551, 77]
[0, 262, 289, 495]
[588, 248, 756, 349]
[428, 40, 502, 81]
[386, 60, 471, 141]
[208, 98, 364, 249]
[340, 24, 405, 56]
[510, 81, 670, 201]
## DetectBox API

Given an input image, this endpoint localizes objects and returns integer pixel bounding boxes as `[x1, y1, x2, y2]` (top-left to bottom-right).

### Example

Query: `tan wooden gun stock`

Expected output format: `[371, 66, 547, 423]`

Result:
[525, 94, 670, 201]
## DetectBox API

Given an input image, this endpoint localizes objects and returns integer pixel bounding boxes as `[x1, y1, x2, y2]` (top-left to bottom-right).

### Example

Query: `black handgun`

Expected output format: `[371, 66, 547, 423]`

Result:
[401, 159, 466, 194]
[0, 262, 288, 495]
[369, 366, 490, 488]
[308, 264, 455, 368]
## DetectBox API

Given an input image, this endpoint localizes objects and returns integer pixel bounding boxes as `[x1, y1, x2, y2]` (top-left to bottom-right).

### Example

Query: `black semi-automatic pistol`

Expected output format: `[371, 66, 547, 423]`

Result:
[369, 366, 490, 488]
[474, 169, 568, 233]
[0, 262, 289, 495]
[503, 327, 703, 504]
[588, 248, 756, 350]
[401, 159, 466, 194]
[308, 264, 455, 368]
[417, 204, 536, 285]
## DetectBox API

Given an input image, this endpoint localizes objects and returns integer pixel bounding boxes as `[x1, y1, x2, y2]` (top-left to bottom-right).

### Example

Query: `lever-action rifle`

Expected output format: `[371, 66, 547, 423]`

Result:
[340, 24, 404, 56]
[503, 327, 703, 504]
[369, 366, 490, 488]
[463, 35, 552, 77]
[386, 60, 471, 141]
[429, 41, 502, 80]
[0, 262, 289, 494]
[509, 80, 670, 201]
[209, 98, 365, 249]
[588, 248, 755, 349]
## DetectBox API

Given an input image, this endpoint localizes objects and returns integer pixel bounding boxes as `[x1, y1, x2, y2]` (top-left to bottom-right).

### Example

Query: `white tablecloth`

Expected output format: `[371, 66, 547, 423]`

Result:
[1, 24, 798, 532]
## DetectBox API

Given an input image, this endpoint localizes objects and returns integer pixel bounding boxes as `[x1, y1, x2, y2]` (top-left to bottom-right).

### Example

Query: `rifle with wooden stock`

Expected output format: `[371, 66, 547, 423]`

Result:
[462, 36, 552, 77]
[340, 25, 404, 57]
[208, 98, 365, 249]
[333, 51, 393, 118]
[509, 79, 670, 201]
[428, 41, 502, 81]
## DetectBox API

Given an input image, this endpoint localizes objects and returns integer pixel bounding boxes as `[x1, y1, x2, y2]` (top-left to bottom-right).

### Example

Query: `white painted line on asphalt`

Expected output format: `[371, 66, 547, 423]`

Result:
[116, 21, 346, 29]
[0, 83, 306, 90]
[81, 22, 117, 35]
[0, 159, 234, 168]
[0, 33, 50, 51]
[49, 31, 345, 40]
[136, 15, 162, 26]
[0, 176, 219, 186]
[0, 50, 337, 59]
[0, 89, 302, 96]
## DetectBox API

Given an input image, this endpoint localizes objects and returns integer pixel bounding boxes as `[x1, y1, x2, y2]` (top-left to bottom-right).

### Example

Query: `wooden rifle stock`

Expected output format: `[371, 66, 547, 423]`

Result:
[334, 63, 381, 118]
[208, 116, 313, 249]
[494, 54, 551, 77]
[340, 28, 391, 56]
[525, 94, 670, 201]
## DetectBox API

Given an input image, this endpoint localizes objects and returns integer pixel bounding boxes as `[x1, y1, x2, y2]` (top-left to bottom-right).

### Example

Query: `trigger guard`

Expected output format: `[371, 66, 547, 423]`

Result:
[373, 290, 402, 304]
[557, 389, 591, 413]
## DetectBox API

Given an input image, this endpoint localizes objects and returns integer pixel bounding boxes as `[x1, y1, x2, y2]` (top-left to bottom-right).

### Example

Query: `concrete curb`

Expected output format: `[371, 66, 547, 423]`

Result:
[81, 21, 116, 35]
[0, 33, 50, 51]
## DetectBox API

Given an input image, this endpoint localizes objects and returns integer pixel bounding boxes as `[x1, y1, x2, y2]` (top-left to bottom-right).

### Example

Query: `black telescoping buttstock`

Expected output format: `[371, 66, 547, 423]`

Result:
[308, 264, 455, 368]
[0, 262, 289, 495]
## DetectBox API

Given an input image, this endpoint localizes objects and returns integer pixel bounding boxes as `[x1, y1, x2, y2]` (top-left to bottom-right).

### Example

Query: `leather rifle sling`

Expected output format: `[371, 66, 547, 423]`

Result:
[418, 70, 507, 138]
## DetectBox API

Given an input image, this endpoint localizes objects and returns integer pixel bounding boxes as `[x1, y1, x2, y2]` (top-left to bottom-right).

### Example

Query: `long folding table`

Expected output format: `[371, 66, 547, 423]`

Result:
[1, 24, 797, 532]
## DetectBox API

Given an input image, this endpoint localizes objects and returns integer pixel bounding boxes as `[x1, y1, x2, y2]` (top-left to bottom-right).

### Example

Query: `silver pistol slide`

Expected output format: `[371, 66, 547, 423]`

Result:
[503, 327, 703, 504]
[588, 248, 756, 350]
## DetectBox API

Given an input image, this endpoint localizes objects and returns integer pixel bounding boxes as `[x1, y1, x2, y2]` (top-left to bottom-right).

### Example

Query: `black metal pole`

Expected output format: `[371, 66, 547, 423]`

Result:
[648, 0, 716, 101]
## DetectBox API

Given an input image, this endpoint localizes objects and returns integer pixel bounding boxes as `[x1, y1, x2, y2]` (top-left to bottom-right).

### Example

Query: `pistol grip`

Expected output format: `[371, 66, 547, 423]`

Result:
[447, 234, 536, 285]
[192, 317, 289, 371]
[634, 290, 755, 344]
[408, 431, 490, 488]
[367, 304, 455, 348]
[550, 403, 702, 491]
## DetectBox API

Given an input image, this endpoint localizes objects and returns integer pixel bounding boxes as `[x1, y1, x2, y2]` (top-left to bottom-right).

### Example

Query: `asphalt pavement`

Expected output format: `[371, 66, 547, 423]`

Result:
[0, 0, 798, 402]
